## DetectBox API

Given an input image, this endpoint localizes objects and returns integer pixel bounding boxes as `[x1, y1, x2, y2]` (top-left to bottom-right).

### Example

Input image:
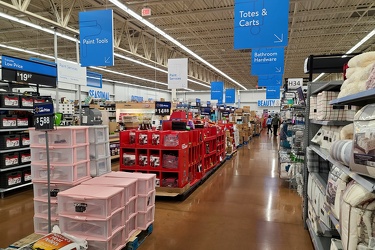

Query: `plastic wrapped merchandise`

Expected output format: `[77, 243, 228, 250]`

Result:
[350, 104, 375, 178]
[330, 238, 343, 250]
[326, 165, 350, 219]
[330, 140, 353, 166]
[340, 181, 375, 250]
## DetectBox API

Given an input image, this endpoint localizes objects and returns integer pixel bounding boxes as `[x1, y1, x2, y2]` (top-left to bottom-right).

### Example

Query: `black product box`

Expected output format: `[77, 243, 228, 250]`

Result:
[0, 93, 19, 108]
[17, 116, 29, 127]
[20, 96, 34, 108]
[0, 115, 17, 128]
[0, 134, 20, 150]
[0, 152, 19, 168]
[0, 170, 22, 188]
[19, 149, 31, 164]
[20, 133, 30, 147]
[22, 167, 32, 183]
[34, 96, 53, 104]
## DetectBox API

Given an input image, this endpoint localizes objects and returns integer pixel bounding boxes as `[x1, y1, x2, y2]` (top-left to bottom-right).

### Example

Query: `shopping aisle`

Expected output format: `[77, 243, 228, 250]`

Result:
[0, 130, 313, 249]
[140, 131, 313, 250]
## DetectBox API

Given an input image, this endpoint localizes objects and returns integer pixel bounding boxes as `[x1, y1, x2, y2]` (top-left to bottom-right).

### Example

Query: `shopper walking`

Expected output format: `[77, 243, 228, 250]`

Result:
[272, 114, 281, 137]
[266, 115, 273, 134]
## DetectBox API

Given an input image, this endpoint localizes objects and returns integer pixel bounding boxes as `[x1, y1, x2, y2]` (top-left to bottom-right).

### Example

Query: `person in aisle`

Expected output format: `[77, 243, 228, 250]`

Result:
[266, 115, 273, 134]
[272, 114, 281, 137]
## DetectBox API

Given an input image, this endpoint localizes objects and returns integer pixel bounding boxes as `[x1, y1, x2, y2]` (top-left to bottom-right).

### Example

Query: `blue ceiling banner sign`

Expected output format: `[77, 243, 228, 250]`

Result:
[87, 71, 103, 88]
[234, 0, 289, 49]
[2, 55, 57, 77]
[258, 75, 283, 87]
[211, 81, 224, 101]
[79, 9, 114, 67]
[251, 47, 285, 76]
[225, 88, 236, 104]
[88, 89, 110, 100]
[266, 86, 280, 99]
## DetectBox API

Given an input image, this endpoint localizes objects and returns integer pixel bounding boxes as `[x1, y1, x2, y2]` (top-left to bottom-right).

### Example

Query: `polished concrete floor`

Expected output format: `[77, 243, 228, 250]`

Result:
[0, 131, 313, 249]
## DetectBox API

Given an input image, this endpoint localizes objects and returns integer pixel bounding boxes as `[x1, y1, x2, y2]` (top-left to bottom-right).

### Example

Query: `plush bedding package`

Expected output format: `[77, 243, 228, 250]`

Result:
[350, 104, 375, 178]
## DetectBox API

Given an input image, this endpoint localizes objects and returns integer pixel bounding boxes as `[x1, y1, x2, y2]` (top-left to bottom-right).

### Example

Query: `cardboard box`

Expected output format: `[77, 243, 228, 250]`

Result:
[124, 122, 139, 129]
[235, 108, 243, 114]
[243, 106, 251, 113]
[109, 121, 117, 134]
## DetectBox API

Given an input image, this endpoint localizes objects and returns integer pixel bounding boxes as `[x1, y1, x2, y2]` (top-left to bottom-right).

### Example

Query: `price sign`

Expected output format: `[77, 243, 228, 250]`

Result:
[34, 115, 54, 130]
[16, 71, 33, 83]
[34, 102, 54, 130]
[155, 101, 171, 116]
[287, 78, 303, 90]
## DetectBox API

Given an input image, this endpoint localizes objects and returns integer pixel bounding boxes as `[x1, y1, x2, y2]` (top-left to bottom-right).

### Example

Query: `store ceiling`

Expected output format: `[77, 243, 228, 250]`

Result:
[0, 0, 374, 92]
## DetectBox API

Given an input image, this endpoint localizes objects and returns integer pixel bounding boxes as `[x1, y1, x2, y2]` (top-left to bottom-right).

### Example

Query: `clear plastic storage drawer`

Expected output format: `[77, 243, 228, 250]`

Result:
[90, 157, 111, 177]
[137, 205, 155, 230]
[86, 226, 126, 250]
[33, 181, 80, 200]
[33, 198, 58, 217]
[138, 190, 155, 212]
[125, 197, 137, 221]
[31, 161, 89, 183]
[31, 145, 89, 164]
[59, 207, 124, 239]
[29, 126, 89, 147]
[34, 215, 59, 234]
[89, 142, 110, 160]
[89, 126, 109, 144]
[126, 213, 137, 240]
[58, 185, 124, 218]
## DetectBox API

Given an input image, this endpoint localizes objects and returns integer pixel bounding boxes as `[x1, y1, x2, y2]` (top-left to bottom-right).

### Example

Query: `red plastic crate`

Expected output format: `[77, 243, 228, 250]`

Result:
[161, 131, 189, 149]
[120, 130, 136, 147]
[161, 120, 172, 131]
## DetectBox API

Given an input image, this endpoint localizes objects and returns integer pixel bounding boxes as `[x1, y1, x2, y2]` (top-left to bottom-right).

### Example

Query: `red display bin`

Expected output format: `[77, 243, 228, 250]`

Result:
[161, 131, 189, 149]
[120, 130, 136, 147]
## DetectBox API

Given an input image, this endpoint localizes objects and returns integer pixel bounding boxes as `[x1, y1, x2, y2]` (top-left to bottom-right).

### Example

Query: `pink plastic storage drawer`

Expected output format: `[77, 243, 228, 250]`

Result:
[89, 126, 109, 144]
[90, 157, 111, 177]
[59, 208, 125, 239]
[103, 172, 156, 195]
[126, 213, 137, 240]
[32, 179, 90, 200]
[125, 197, 137, 221]
[138, 190, 155, 212]
[34, 215, 59, 235]
[137, 205, 155, 230]
[57, 185, 124, 219]
[86, 226, 126, 250]
[89, 142, 110, 160]
[31, 145, 89, 164]
[31, 161, 90, 183]
[34, 198, 58, 217]
[29, 126, 89, 147]
[82, 176, 137, 204]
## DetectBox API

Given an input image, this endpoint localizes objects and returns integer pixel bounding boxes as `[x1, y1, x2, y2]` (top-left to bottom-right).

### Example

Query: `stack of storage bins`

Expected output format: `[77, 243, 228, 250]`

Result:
[80, 176, 137, 247]
[58, 185, 126, 250]
[30, 126, 91, 234]
[102, 172, 156, 236]
[89, 125, 111, 177]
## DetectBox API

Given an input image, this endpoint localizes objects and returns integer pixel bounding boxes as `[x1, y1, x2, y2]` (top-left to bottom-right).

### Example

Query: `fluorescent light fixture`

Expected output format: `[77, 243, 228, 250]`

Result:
[345, 28, 375, 55]
[312, 73, 325, 82]
[0, 11, 210, 90]
[0, 43, 175, 92]
[109, 0, 247, 90]
[313, 28, 375, 81]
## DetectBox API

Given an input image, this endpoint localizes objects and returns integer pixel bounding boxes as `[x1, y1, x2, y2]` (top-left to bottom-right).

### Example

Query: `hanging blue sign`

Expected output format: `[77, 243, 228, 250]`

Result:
[131, 95, 144, 102]
[266, 86, 280, 99]
[234, 0, 289, 49]
[225, 89, 236, 104]
[87, 71, 103, 88]
[79, 9, 114, 67]
[251, 47, 285, 75]
[2, 55, 57, 77]
[211, 81, 224, 102]
[258, 75, 283, 87]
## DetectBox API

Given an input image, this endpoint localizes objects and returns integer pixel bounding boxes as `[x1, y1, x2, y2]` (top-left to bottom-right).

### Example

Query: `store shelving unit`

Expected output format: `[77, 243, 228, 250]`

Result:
[303, 76, 375, 248]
